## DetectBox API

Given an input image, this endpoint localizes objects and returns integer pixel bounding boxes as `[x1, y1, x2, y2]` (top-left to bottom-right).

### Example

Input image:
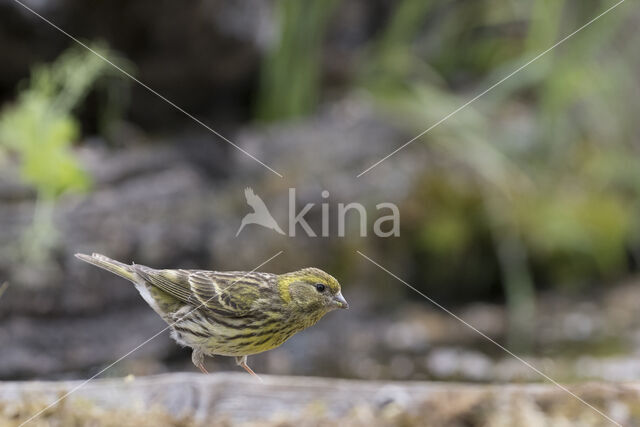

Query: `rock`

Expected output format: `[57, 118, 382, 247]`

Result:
[0, 0, 265, 129]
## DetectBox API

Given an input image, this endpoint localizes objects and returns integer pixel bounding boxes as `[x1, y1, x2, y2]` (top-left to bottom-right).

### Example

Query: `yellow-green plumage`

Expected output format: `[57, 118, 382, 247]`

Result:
[75, 253, 348, 376]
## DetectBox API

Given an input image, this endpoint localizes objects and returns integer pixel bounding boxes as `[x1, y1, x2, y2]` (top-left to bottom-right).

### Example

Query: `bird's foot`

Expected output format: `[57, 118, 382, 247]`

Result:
[192, 349, 209, 374]
[235, 356, 263, 383]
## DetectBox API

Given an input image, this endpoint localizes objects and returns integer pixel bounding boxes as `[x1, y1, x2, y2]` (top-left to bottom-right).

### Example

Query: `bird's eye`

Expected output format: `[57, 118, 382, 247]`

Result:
[315, 283, 326, 293]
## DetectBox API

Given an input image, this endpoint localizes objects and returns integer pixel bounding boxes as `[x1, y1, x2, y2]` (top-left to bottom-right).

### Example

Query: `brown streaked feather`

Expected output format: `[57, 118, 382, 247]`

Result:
[133, 266, 277, 318]
[133, 266, 193, 303]
[189, 271, 275, 316]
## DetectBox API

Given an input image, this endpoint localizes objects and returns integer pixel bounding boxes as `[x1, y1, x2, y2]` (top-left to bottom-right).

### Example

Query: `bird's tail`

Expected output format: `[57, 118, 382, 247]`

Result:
[75, 253, 135, 282]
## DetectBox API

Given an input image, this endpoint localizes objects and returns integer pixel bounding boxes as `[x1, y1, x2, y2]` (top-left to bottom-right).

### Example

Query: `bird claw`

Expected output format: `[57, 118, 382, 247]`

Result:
[236, 356, 263, 382]
[241, 363, 263, 382]
[192, 350, 208, 374]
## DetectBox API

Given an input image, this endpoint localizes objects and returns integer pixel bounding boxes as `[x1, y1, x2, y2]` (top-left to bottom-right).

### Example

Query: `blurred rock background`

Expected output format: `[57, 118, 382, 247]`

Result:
[1, 0, 640, 393]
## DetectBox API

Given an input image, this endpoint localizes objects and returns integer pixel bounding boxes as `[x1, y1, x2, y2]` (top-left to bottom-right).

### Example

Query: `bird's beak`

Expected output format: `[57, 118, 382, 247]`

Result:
[332, 292, 349, 309]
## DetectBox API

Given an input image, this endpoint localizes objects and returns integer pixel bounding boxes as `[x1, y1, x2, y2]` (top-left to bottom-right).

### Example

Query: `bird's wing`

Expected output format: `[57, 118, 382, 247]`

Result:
[134, 266, 274, 317]
[188, 271, 270, 317]
[244, 187, 269, 212]
[134, 266, 194, 303]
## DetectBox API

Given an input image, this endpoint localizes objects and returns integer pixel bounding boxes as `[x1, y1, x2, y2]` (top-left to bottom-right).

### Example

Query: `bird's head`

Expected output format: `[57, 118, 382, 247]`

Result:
[277, 268, 348, 316]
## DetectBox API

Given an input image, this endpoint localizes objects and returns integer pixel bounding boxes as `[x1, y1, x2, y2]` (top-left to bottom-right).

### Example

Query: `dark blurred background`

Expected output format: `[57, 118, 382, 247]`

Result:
[1, 0, 640, 385]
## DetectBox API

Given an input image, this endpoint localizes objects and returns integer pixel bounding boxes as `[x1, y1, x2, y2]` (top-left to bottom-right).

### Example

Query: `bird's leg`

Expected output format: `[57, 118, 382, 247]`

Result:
[192, 349, 208, 374]
[235, 355, 262, 382]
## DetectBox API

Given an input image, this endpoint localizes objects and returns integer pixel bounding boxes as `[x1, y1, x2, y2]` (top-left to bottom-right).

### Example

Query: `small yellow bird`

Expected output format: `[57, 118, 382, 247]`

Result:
[75, 253, 348, 377]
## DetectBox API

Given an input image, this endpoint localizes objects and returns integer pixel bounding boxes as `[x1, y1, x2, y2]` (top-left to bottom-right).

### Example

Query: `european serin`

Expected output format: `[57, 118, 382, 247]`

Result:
[75, 253, 348, 377]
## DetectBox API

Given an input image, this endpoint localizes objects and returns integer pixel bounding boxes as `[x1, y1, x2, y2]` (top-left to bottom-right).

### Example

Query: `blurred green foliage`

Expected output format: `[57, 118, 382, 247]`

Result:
[253, 1, 639, 346]
[256, 0, 337, 121]
[359, 0, 639, 348]
[0, 44, 126, 197]
[0, 44, 125, 272]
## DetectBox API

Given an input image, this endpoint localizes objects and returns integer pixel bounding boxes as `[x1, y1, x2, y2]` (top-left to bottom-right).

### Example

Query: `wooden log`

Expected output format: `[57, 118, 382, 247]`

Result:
[0, 373, 636, 426]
